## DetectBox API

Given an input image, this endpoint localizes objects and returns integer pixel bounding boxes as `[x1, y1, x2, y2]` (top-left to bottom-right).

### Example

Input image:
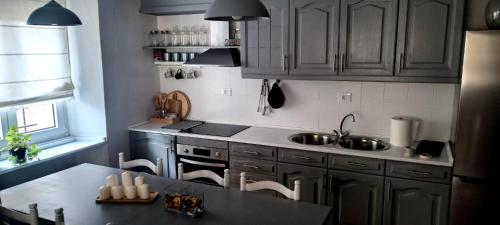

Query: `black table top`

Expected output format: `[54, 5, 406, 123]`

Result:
[0, 164, 331, 225]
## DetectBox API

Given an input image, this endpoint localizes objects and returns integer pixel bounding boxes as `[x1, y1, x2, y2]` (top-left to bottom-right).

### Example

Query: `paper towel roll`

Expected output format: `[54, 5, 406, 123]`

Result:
[390, 117, 412, 147]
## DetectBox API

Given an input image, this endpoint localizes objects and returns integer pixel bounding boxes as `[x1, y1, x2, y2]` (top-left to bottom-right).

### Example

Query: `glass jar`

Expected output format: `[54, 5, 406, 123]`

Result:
[190, 25, 199, 46]
[198, 25, 209, 46]
[181, 25, 190, 46]
[163, 30, 170, 46]
[171, 26, 180, 46]
[149, 29, 159, 47]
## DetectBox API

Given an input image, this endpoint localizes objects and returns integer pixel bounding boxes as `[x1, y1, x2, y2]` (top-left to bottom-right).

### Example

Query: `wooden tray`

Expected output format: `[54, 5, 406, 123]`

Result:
[150, 117, 179, 125]
[96, 192, 159, 204]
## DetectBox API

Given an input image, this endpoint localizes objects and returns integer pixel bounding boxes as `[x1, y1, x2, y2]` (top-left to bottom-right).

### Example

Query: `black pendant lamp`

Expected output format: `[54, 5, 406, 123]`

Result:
[204, 0, 270, 21]
[27, 0, 82, 26]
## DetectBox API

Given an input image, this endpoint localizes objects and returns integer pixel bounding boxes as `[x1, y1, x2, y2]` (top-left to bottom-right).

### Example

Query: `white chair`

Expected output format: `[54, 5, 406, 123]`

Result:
[119, 152, 163, 176]
[177, 163, 230, 188]
[0, 197, 64, 225]
[240, 172, 301, 201]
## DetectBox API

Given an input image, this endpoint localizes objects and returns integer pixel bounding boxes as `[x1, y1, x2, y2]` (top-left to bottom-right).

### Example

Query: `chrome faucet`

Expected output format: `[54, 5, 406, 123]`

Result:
[334, 114, 356, 138]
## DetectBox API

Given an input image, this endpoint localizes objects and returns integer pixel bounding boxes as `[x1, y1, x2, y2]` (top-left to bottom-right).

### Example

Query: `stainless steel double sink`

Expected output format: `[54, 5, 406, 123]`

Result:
[288, 133, 390, 151]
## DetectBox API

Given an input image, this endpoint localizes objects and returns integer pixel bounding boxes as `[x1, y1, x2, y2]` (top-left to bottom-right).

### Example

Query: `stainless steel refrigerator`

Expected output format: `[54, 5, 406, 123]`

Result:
[450, 31, 500, 225]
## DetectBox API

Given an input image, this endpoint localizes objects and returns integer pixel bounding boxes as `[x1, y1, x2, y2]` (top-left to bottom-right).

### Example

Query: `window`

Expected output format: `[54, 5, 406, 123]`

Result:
[0, 103, 69, 151]
[16, 104, 57, 134]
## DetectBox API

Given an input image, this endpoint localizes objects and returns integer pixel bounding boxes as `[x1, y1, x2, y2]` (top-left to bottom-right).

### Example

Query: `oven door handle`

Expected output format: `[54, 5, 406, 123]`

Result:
[179, 158, 227, 168]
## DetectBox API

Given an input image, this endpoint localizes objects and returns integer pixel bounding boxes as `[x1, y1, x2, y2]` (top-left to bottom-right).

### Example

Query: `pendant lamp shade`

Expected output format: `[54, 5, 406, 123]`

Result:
[204, 0, 270, 21]
[27, 0, 82, 26]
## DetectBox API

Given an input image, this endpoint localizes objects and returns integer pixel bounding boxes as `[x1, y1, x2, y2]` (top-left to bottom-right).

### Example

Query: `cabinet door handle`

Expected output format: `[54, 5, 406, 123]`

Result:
[241, 150, 260, 156]
[283, 55, 289, 72]
[341, 54, 346, 72]
[407, 170, 432, 177]
[328, 175, 334, 193]
[243, 164, 260, 170]
[293, 155, 312, 161]
[386, 181, 392, 201]
[333, 54, 338, 72]
[346, 161, 367, 168]
[398, 53, 404, 74]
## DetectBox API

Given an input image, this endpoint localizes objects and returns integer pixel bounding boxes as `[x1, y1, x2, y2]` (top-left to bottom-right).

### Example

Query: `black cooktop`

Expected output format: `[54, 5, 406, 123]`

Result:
[180, 123, 250, 137]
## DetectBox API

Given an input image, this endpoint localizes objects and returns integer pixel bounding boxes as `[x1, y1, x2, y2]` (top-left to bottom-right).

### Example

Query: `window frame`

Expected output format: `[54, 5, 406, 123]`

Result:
[0, 103, 70, 153]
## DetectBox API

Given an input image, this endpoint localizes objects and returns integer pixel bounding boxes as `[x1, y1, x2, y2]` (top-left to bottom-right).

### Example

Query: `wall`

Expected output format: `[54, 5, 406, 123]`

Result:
[160, 67, 458, 140]
[66, 0, 107, 139]
[98, 0, 160, 167]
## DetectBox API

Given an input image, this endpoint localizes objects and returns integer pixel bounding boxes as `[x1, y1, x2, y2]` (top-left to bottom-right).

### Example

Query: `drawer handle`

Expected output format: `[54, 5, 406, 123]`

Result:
[243, 164, 260, 170]
[346, 161, 367, 168]
[407, 170, 432, 176]
[293, 155, 312, 161]
[242, 150, 260, 156]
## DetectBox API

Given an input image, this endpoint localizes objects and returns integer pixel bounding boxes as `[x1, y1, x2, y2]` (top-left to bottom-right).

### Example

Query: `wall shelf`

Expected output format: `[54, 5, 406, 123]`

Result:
[154, 61, 185, 66]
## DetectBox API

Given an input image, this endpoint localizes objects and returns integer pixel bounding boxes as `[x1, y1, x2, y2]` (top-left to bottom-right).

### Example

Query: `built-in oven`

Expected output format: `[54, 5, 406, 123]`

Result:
[176, 144, 229, 186]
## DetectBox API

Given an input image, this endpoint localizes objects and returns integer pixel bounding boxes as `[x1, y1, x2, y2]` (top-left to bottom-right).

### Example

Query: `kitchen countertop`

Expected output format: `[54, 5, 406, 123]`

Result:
[129, 122, 454, 167]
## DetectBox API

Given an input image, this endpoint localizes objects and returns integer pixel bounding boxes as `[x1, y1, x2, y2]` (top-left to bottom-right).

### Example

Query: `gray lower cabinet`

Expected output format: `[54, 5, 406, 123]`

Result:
[241, 0, 289, 78]
[129, 131, 176, 178]
[278, 162, 327, 205]
[383, 177, 450, 225]
[289, 0, 339, 76]
[328, 170, 384, 225]
[338, 0, 398, 76]
[395, 0, 465, 78]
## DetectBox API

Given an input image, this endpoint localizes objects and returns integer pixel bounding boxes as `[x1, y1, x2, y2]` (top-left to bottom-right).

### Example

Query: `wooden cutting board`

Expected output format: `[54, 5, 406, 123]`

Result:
[166, 91, 191, 120]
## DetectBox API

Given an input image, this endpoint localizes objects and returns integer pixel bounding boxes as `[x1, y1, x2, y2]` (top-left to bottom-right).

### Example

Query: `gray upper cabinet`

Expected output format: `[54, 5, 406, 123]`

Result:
[278, 163, 327, 205]
[339, 0, 398, 76]
[241, 0, 289, 78]
[289, 0, 340, 76]
[383, 177, 450, 225]
[140, 0, 213, 15]
[328, 170, 384, 225]
[395, 0, 465, 78]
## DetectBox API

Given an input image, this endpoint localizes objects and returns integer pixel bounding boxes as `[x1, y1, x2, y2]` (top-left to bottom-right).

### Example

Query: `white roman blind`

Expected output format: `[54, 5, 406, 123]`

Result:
[0, 0, 74, 110]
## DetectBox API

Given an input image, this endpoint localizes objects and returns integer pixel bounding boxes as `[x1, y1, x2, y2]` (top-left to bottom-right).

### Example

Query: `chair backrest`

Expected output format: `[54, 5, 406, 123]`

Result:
[177, 163, 230, 188]
[240, 172, 301, 201]
[0, 197, 64, 225]
[118, 152, 163, 176]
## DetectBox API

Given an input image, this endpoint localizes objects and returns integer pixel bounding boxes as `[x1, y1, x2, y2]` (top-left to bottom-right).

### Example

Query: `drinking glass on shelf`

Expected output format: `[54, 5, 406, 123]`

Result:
[190, 25, 199, 46]
[159, 30, 166, 46]
[181, 25, 190, 46]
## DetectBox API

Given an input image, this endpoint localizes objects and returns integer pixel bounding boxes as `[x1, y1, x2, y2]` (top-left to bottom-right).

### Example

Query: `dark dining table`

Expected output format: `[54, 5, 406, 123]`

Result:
[0, 163, 331, 225]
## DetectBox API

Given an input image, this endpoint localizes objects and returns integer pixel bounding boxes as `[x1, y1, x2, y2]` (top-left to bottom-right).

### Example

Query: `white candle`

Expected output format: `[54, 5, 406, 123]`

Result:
[99, 186, 111, 200]
[138, 184, 149, 200]
[121, 172, 133, 187]
[106, 175, 119, 187]
[124, 185, 137, 199]
[111, 186, 124, 200]
[134, 176, 144, 187]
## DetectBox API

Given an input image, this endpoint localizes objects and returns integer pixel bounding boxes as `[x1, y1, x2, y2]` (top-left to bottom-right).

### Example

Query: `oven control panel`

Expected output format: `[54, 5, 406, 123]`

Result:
[177, 144, 229, 161]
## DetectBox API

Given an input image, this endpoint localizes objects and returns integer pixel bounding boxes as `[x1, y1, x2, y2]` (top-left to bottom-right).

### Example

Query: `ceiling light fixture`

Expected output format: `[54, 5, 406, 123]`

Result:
[27, 0, 82, 26]
[204, 0, 270, 21]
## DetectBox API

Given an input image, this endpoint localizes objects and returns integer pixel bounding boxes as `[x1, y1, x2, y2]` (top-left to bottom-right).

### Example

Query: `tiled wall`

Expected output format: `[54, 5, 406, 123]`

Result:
[159, 67, 459, 140]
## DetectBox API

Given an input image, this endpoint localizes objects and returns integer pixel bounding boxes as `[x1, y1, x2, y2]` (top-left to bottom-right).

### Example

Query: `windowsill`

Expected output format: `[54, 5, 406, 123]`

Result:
[0, 137, 106, 175]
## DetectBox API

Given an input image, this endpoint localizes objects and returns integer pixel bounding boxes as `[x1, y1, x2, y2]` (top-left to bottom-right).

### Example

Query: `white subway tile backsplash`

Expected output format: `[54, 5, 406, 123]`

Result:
[159, 68, 458, 140]
[384, 83, 409, 103]
[362, 82, 385, 102]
